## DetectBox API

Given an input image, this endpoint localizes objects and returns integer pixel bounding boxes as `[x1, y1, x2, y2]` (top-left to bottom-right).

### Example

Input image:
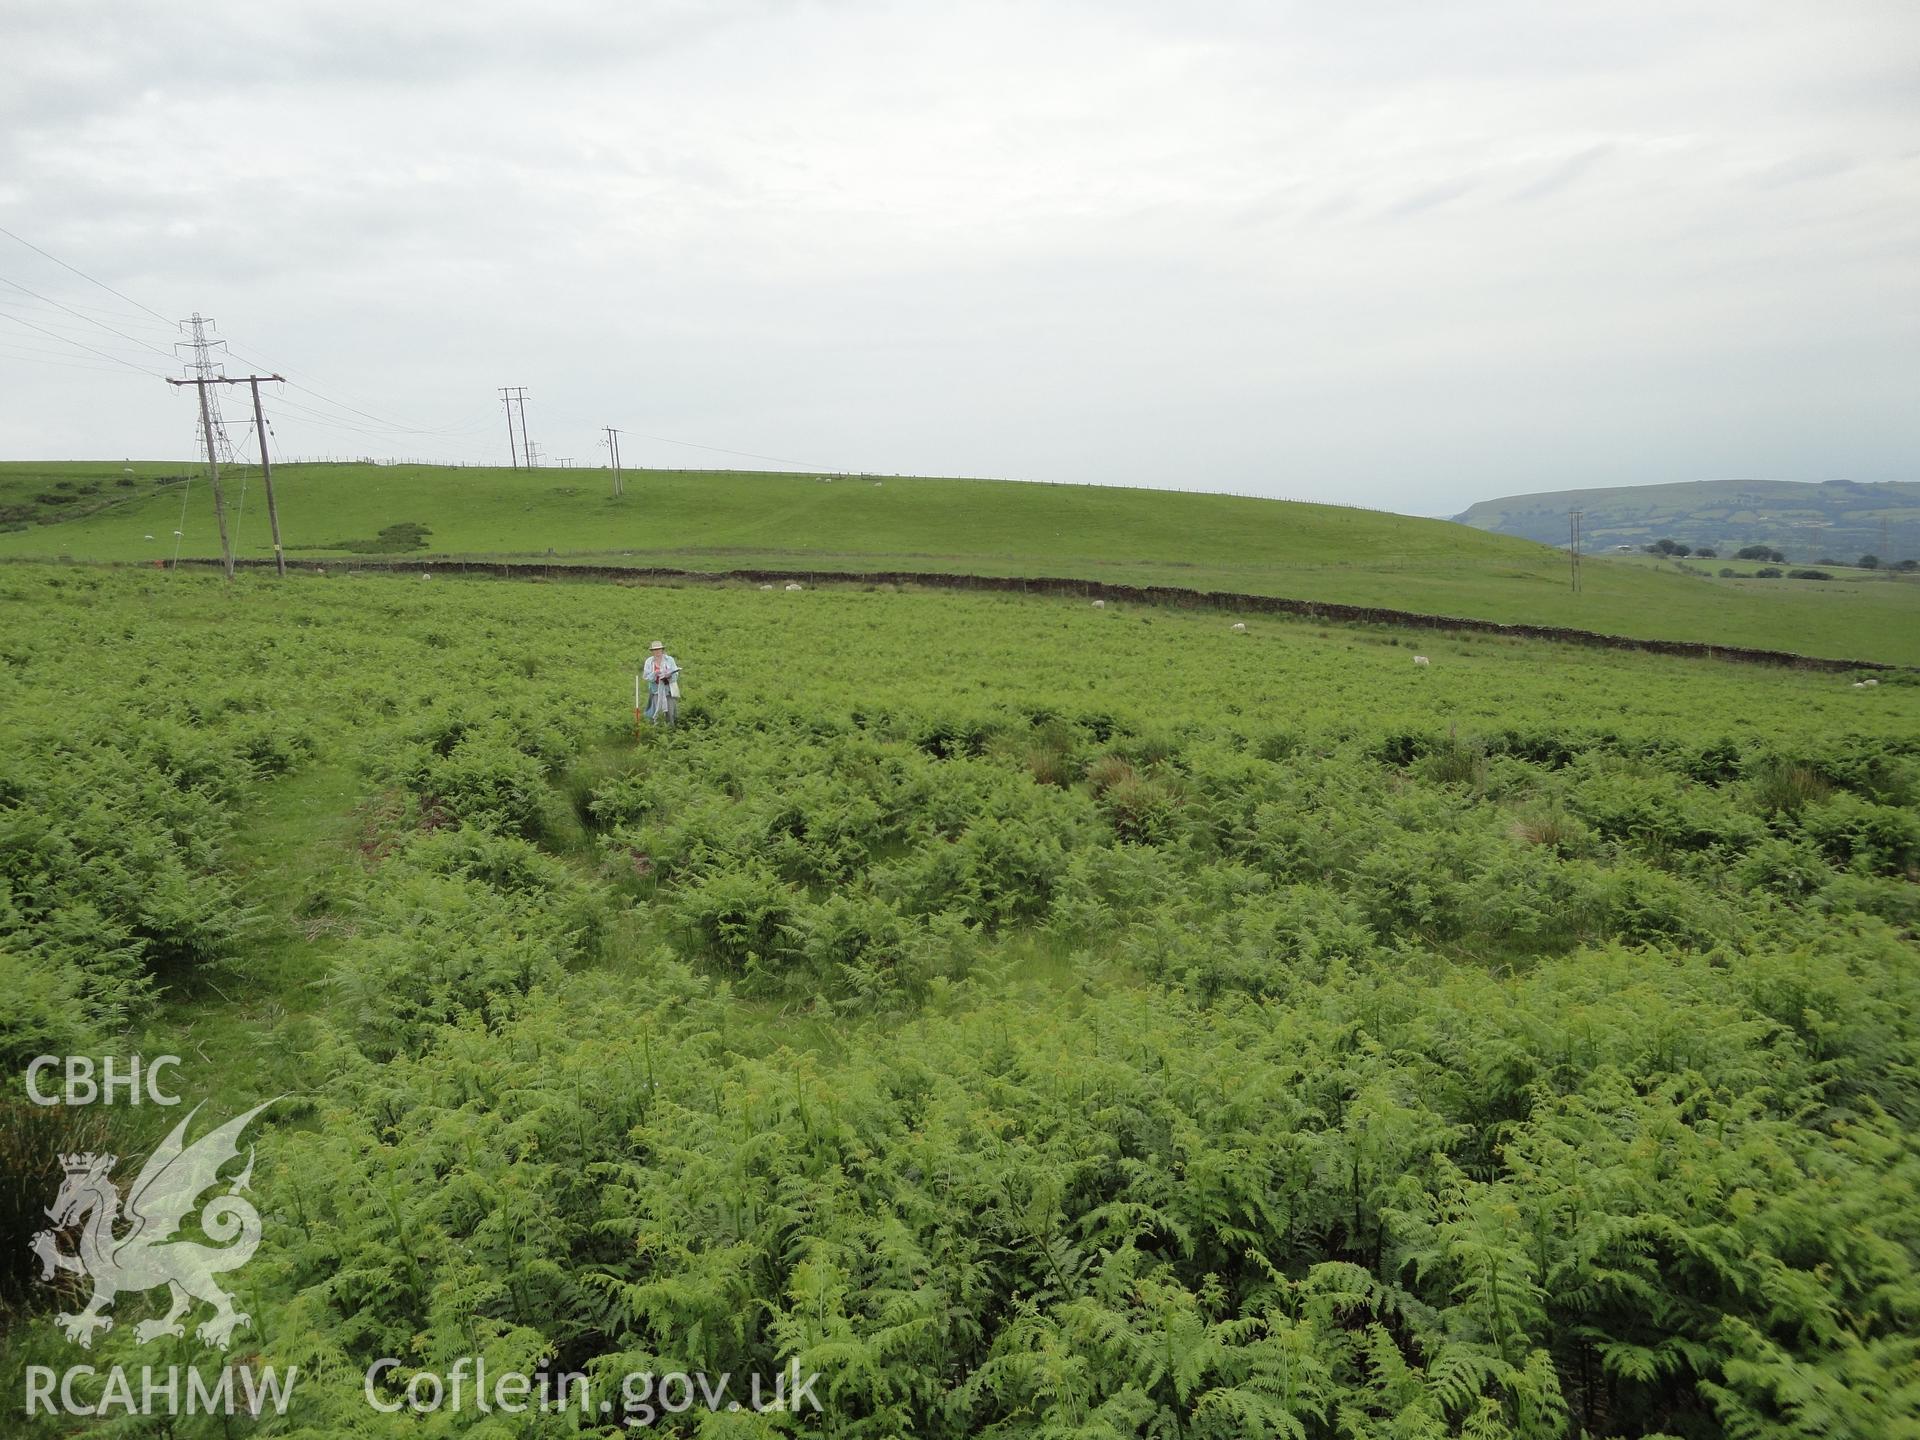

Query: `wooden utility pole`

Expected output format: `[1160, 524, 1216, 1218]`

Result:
[605, 426, 624, 497]
[169, 373, 285, 580]
[171, 376, 235, 579]
[513, 389, 532, 467]
[247, 376, 287, 576]
[499, 387, 521, 468]
[1568, 508, 1583, 593]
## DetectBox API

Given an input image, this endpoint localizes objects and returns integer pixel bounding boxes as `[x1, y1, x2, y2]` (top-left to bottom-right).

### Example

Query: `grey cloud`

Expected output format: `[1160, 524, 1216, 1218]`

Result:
[1382, 177, 1478, 219]
[1, 0, 1916, 514]
[1745, 152, 1857, 189]
[1509, 143, 1613, 203]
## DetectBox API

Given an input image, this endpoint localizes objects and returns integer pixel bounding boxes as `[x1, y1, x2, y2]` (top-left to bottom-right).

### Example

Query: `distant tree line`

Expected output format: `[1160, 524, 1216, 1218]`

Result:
[1645, 537, 1920, 575]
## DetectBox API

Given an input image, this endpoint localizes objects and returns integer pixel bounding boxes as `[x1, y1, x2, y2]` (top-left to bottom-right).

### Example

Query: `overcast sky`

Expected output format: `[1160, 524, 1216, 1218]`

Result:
[1, 0, 1914, 516]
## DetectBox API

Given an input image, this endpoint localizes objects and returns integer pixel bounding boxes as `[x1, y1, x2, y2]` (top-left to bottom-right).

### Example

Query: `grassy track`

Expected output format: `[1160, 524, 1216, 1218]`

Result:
[4, 459, 1918, 663]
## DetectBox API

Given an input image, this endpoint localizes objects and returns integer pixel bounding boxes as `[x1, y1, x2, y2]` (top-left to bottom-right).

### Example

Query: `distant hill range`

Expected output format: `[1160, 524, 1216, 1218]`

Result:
[1456, 479, 1920, 564]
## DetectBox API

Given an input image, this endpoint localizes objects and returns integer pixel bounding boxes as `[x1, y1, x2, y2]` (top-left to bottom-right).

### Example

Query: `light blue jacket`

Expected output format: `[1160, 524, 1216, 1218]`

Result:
[643, 653, 680, 695]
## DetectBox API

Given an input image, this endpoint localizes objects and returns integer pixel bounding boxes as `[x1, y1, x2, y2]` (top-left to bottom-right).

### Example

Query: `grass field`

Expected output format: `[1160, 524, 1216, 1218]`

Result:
[4, 562, 1918, 1436]
[5, 459, 1919, 664]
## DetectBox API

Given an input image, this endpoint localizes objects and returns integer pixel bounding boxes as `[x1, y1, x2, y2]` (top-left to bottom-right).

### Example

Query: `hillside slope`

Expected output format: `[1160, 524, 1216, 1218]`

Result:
[3, 460, 1917, 663]
[1457, 477, 1920, 562]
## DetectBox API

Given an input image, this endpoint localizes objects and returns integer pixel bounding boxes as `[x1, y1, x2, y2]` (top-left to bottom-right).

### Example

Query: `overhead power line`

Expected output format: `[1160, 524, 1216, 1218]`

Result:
[0, 223, 176, 324]
[0, 223, 480, 442]
[226, 347, 449, 433]
[0, 310, 166, 378]
[0, 298, 178, 343]
[0, 274, 180, 361]
[0, 292, 179, 330]
[2, 222, 851, 473]
[627, 432, 826, 470]
[0, 343, 140, 375]
[265, 394, 448, 442]
[0, 334, 150, 365]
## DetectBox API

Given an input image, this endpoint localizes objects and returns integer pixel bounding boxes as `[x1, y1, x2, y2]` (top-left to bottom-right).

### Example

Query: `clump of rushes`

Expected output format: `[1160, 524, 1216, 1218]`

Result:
[1423, 731, 1489, 788]
[1085, 753, 1136, 796]
[1024, 742, 1074, 788]
[1509, 805, 1587, 854]
[1751, 759, 1832, 814]
[1017, 721, 1079, 788]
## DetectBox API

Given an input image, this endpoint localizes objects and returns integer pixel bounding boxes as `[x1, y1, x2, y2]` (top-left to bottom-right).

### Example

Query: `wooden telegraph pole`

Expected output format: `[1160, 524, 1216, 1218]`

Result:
[169, 373, 286, 580]
[605, 426, 624, 497]
[247, 376, 287, 576]
[499, 386, 526, 468]
[171, 376, 235, 580]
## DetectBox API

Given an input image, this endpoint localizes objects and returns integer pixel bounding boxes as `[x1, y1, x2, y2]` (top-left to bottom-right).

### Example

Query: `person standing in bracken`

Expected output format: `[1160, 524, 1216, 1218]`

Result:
[642, 640, 681, 728]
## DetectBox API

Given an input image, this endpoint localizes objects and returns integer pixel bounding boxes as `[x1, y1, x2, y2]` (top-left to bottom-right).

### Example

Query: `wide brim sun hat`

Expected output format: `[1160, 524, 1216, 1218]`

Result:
[649, 642, 665, 651]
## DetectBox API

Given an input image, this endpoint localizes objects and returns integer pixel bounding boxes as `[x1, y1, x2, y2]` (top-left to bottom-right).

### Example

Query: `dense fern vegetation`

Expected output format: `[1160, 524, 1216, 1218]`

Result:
[3, 563, 1918, 1437]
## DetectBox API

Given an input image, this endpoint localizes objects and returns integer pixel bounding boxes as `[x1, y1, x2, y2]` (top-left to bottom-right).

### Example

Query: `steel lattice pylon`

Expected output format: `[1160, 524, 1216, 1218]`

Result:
[176, 313, 238, 466]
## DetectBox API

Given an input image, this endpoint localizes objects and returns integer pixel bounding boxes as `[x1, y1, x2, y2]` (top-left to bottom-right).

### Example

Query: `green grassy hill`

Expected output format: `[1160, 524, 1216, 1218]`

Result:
[1457, 477, 1920, 562]
[4, 459, 1918, 663]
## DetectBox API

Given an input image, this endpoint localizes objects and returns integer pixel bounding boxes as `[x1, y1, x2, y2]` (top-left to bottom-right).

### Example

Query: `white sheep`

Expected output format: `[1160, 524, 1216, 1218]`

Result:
[1853, 681, 1868, 689]
[1091, 599, 1105, 609]
[1413, 655, 1430, 667]
[785, 582, 804, 591]
[1862, 678, 1879, 687]
[1231, 622, 1247, 632]
[758, 583, 774, 591]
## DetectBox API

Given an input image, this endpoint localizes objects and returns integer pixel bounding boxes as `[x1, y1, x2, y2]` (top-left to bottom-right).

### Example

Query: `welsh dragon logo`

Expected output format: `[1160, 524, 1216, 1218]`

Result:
[30, 1100, 276, 1350]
